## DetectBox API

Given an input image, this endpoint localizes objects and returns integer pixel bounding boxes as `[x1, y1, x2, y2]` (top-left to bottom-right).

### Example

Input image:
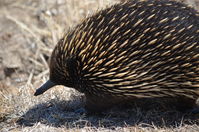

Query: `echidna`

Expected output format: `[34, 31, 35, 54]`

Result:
[34, 0, 199, 112]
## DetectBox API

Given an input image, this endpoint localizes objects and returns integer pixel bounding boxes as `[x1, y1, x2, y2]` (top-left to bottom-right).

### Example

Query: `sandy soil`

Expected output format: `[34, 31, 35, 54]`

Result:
[0, 0, 199, 131]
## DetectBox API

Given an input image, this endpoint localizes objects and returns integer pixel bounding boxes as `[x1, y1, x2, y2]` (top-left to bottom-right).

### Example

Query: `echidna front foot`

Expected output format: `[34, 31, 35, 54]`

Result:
[175, 97, 198, 113]
[187, 107, 199, 115]
[84, 94, 116, 113]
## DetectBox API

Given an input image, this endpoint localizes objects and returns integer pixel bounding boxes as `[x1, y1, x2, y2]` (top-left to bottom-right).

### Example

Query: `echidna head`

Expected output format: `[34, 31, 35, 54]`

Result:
[34, 39, 76, 96]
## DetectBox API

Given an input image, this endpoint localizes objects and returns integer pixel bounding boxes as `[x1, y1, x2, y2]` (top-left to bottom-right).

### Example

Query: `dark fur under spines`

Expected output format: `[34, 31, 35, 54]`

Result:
[35, 0, 199, 112]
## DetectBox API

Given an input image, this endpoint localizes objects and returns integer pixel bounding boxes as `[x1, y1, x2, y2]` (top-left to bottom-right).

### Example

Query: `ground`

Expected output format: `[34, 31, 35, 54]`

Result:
[0, 0, 199, 131]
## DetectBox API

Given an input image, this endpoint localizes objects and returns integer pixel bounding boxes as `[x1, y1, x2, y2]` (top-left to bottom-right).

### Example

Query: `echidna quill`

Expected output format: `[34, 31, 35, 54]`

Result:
[35, 0, 199, 112]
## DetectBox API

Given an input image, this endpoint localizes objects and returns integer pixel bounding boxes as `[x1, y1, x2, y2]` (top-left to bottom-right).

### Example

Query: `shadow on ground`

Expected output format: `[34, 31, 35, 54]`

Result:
[17, 97, 199, 129]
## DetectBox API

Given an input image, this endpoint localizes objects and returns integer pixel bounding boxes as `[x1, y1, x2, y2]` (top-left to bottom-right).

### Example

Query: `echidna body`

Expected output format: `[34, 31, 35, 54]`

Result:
[35, 0, 199, 111]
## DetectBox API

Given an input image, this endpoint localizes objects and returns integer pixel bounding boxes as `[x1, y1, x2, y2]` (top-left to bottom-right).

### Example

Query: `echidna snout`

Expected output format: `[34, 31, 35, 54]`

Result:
[34, 80, 56, 96]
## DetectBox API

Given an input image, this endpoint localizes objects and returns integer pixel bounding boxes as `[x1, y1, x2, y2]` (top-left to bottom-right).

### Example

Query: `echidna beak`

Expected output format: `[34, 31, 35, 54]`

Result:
[34, 80, 56, 96]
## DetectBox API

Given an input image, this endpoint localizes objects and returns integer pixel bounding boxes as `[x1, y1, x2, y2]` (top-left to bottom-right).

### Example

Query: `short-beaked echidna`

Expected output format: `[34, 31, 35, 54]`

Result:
[35, 0, 199, 112]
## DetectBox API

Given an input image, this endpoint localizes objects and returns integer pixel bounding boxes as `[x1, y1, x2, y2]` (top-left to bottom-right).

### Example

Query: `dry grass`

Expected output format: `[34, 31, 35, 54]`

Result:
[0, 0, 199, 131]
